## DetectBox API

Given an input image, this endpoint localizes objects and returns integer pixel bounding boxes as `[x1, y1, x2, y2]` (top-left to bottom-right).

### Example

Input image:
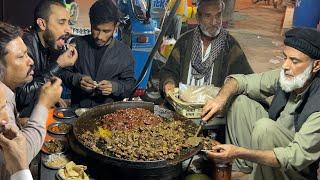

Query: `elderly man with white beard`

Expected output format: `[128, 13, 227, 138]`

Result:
[201, 27, 320, 180]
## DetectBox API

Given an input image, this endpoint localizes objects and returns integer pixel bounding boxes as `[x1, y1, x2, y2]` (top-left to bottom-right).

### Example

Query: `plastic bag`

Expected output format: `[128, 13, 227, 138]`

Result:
[178, 83, 219, 104]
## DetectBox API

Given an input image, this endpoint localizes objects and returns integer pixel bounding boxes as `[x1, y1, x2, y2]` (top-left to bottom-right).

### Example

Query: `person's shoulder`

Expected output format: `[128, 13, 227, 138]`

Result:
[1, 83, 15, 104]
[178, 28, 195, 42]
[222, 29, 243, 51]
[113, 40, 135, 63]
[113, 39, 131, 50]
[224, 30, 238, 43]
[74, 35, 96, 50]
[113, 40, 134, 56]
[22, 28, 35, 39]
[75, 35, 91, 44]
[260, 69, 281, 80]
[22, 30, 37, 47]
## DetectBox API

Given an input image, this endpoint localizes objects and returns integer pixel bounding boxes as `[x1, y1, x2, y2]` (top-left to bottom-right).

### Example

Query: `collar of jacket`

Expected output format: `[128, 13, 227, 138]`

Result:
[181, 28, 231, 87]
[31, 30, 51, 55]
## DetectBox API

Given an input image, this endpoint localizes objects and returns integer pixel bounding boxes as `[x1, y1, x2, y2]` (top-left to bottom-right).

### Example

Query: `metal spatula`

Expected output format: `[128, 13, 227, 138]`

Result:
[185, 120, 207, 147]
[195, 120, 207, 137]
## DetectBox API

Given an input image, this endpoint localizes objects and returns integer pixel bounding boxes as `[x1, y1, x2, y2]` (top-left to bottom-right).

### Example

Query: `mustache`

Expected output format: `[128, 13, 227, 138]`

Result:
[283, 70, 294, 77]
[95, 39, 105, 43]
[27, 66, 34, 75]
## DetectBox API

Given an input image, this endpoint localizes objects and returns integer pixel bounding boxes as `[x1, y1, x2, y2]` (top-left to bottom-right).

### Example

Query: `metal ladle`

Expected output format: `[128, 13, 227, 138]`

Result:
[185, 120, 207, 147]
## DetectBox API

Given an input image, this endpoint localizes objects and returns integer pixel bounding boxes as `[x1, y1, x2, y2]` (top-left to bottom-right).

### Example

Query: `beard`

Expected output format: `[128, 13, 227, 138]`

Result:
[94, 34, 114, 47]
[279, 63, 313, 92]
[199, 24, 221, 37]
[199, 18, 222, 37]
[43, 29, 57, 50]
[43, 29, 66, 56]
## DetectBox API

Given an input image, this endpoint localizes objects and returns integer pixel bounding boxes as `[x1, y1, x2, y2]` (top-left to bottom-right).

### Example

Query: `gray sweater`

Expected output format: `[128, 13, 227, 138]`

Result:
[0, 83, 48, 180]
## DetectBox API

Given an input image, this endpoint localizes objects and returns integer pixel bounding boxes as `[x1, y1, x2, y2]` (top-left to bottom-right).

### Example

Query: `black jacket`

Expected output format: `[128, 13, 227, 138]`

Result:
[65, 35, 136, 108]
[15, 30, 65, 117]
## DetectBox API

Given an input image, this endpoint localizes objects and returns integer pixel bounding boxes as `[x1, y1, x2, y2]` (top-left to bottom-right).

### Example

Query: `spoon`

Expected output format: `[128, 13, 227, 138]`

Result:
[185, 120, 207, 147]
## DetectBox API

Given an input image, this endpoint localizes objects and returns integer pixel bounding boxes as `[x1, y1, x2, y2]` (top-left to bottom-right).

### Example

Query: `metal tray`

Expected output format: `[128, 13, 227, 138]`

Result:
[54, 108, 76, 119]
[41, 139, 68, 154]
[75, 108, 89, 117]
[47, 122, 72, 135]
[42, 154, 70, 170]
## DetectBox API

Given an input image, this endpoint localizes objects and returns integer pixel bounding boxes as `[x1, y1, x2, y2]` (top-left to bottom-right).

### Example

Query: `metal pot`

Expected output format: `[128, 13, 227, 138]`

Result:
[70, 101, 202, 170]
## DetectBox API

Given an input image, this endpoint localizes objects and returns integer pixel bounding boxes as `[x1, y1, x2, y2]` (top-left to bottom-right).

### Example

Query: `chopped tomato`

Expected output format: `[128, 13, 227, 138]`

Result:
[57, 112, 64, 118]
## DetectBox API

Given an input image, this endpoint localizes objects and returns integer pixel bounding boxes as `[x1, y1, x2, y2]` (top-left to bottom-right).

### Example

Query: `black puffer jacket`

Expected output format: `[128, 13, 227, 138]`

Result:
[66, 35, 136, 108]
[15, 30, 64, 117]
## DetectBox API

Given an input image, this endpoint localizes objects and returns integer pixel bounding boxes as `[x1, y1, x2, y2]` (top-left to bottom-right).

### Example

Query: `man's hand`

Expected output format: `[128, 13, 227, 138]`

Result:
[18, 118, 29, 128]
[38, 77, 63, 109]
[80, 76, 97, 92]
[98, 80, 113, 96]
[206, 144, 240, 164]
[207, 144, 280, 168]
[164, 82, 175, 96]
[0, 125, 28, 175]
[202, 78, 239, 121]
[56, 44, 78, 68]
[201, 97, 226, 121]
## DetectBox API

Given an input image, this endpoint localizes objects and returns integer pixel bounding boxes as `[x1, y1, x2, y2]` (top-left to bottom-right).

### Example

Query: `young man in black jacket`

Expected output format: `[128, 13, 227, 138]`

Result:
[65, 0, 136, 108]
[16, 0, 78, 117]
